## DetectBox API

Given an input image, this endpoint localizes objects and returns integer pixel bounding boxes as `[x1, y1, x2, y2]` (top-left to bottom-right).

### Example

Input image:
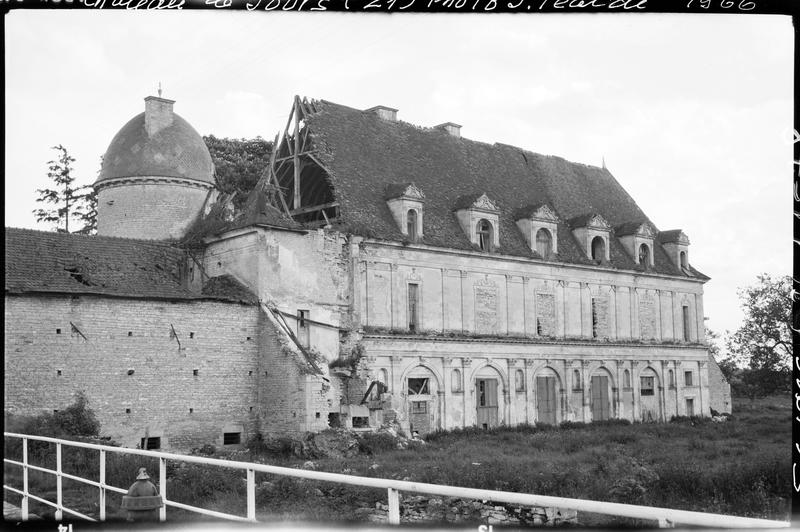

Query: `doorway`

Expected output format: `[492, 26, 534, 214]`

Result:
[590, 375, 610, 421]
[476, 378, 499, 429]
[536, 376, 557, 425]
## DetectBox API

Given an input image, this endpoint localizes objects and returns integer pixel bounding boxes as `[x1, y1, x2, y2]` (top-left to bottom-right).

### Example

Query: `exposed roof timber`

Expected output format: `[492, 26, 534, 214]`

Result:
[290, 201, 339, 216]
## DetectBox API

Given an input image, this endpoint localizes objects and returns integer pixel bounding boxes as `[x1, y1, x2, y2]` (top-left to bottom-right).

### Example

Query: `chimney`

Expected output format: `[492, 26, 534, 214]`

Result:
[144, 96, 175, 136]
[436, 122, 462, 138]
[365, 105, 398, 122]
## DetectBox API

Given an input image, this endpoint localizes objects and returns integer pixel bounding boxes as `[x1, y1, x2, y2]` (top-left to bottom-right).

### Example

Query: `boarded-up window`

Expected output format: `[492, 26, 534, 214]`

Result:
[408, 283, 420, 332]
[638, 294, 656, 339]
[515, 369, 525, 392]
[685, 398, 694, 416]
[682, 305, 691, 341]
[451, 369, 462, 392]
[684, 371, 693, 386]
[640, 376, 655, 396]
[411, 401, 427, 414]
[623, 369, 631, 388]
[408, 377, 429, 395]
[535, 292, 555, 336]
[669, 369, 675, 387]
[591, 296, 609, 338]
[572, 369, 582, 390]
[297, 310, 310, 347]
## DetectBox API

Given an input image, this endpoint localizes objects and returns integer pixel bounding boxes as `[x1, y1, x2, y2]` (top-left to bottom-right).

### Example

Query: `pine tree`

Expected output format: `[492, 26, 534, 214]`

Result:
[33, 145, 96, 234]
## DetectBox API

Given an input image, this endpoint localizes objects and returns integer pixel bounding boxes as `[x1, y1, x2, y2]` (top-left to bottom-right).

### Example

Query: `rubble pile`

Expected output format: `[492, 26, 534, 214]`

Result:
[354, 495, 578, 526]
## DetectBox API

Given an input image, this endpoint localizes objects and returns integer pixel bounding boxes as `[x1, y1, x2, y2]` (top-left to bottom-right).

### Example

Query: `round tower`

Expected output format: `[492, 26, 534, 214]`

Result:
[94, 96, 216, 240]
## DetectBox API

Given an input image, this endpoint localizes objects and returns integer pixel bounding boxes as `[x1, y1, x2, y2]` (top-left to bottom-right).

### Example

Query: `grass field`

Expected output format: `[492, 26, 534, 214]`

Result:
[3, 394, 789, 526]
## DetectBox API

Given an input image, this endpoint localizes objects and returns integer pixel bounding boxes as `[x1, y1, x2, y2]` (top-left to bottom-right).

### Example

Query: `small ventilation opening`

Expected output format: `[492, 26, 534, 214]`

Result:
[189, 332, 195, 339]
[352, 416, 369, 428]
[223, 432, 241, 445]
[56, 328, 62, 334]
[57, 370, 62, 376]
[128, 331, 133, 337]
[140, 437, 161, 450]
[193, 369, 199, 376]
[125, 408, 131, 414]
[189, 408, 194, 413]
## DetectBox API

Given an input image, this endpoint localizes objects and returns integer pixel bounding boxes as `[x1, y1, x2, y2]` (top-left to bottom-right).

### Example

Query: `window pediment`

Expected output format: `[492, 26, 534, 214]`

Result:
[454, 193, 500, 251]
[385, 183, 424, 240]
[385, 182, 425, 202]
[515, 203, 559, 258]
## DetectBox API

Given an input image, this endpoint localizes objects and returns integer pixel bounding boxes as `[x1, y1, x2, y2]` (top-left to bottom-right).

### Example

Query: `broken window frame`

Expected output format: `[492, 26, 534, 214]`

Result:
[407, 377, 429, 395]
[477, 219, 494, 252]
[410, 401, 428, 414]
[297, 309, 310, 347]
[640, 376, 655, 396]
[406, 209, 418, 241]
[684, 371, 693, 386]
[535, 228, 552, 258]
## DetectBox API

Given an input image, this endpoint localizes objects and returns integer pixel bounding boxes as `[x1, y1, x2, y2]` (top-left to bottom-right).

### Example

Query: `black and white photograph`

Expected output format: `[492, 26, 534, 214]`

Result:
[3, 8, 794, 529]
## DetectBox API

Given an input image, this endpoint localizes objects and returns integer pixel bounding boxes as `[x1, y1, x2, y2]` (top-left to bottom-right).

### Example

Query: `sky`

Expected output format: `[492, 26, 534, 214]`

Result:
[4, 11, 793, 346]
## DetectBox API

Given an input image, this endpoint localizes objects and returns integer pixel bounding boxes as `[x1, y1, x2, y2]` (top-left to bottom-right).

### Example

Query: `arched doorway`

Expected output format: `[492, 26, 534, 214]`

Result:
[404, 365, 440, 436]
[535, 367, 561, 425]
[590, 368, 614, 421]
[474, 365, 504, 429]
[639, 367, 661, 422]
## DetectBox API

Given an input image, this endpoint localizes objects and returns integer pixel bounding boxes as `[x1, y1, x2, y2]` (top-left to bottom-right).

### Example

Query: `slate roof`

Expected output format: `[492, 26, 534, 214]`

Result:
[615, 221, 650, 237]
[305, 99, 708, 280]
[5, 228, 257, 303]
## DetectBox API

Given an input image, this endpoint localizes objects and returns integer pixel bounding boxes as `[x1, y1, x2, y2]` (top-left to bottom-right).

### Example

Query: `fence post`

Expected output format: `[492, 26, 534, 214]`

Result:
[159, 457, 167, 522]
[55, 442, 63, 521]
[99, 450, 106, 521]
[387, 488, 400, 525]
[246, 468, 256, 522]
[21, 437, 29, 521]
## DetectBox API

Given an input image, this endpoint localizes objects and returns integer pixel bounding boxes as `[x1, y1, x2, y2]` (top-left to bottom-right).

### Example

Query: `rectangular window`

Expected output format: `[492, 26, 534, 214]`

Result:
[223, 432, 241, 445]
[684, 371, 693, 386]
[407, 283, 420, 332]
[640, 376, 655, 396]
[140, 437, 161, 450]
[682, 305, 691, 341]
[411, 401, 427, 414]
[685, 398, 695, 417]
[407, 377, 429, 395]
[352, 416, 370, 428]
[297, 310, 310, 347]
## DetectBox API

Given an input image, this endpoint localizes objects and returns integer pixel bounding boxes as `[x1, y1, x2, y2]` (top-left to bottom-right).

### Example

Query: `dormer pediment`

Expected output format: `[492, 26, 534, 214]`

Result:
[658, 229, 691, 272]
[515, 203, 559, 223]
[455, 193, 500, 214]
[568, 213, 611, 231]
[616, 221, 655, 239]
[616, 221, 656, 268]
[657, 229, 690, 246]
[569, 213, 611, 263]
[385, 182, 425, 202]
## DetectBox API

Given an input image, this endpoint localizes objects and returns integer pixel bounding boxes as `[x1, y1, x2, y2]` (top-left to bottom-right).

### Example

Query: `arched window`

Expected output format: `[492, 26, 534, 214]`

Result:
[668, 369, 675, 387]
[407, 209, 418, 241]
[451, 369, 462, 392]
[515, 369, 525, 392]
[572, 369, 582, 390]
[378, 368, 388, 385]
[477, 219, 493, 252]
[623, 369, 631, 388]
[535, 228, 552, 258]
[638, 244, 650, 267]
[591, 236, 605, 262]
[680, 251, 688, 270]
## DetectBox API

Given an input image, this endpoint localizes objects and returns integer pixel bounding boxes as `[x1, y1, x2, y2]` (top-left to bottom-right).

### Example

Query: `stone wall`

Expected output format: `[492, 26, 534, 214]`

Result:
[96, 180, 212, 241]
[4, 294, 313, 449]
[706, 353, 732, 414]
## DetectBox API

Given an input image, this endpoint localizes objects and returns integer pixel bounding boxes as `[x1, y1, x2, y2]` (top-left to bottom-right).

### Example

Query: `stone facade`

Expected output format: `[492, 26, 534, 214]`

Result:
[3, 293, 321, 450]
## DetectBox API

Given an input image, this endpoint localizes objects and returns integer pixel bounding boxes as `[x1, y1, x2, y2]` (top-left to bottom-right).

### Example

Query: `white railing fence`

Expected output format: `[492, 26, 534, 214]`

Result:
[2, 432, 789, 528]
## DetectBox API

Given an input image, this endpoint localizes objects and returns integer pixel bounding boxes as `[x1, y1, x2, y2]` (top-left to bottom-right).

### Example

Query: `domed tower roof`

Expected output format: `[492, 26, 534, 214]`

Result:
[95, 96, 215, 186]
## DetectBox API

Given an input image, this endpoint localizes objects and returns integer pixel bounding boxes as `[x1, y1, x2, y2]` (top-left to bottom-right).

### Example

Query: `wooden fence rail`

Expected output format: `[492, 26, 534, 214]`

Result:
[2, 432, 789, 528]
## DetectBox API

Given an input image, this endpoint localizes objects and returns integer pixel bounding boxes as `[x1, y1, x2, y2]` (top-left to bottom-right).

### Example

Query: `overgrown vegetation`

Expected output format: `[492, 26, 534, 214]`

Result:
[203, 135, 272, 207]
[4, 395, 788, 525]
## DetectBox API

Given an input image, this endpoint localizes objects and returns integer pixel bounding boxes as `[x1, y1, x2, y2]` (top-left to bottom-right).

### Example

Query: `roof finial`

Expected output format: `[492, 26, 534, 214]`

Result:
[158, 82, 162, 98]
[602, 155, 606, 170]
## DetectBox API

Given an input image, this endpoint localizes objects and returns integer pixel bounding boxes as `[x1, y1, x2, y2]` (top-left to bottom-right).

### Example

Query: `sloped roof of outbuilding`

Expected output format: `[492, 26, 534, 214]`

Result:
[4, 228, 257, 303]
[304, 99, 708, 280]
[95, 112, 215, 186]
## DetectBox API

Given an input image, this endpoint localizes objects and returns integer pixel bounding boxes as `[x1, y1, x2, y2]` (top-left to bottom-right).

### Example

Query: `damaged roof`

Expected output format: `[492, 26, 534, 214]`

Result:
[5, 228, 257, 304]
[304, 99, 708, 280]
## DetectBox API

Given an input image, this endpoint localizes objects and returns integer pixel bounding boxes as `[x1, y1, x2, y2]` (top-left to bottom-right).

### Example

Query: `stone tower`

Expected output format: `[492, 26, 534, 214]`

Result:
[94, 96, 216, 240]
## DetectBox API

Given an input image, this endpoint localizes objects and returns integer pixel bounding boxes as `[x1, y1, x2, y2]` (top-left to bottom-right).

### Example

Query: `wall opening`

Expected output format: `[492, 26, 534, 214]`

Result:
[535, 228, 552, 258]
[140, 437, 161, 450]
[591, 236, 605, 262]
[477, 219, 494, 252]
[297, 310, 310, 347]
[223, 432, 241, 445]
[407, 283, 420, 332]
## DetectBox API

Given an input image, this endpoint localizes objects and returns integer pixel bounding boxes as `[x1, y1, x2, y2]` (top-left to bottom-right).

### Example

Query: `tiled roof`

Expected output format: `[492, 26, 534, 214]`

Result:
[4, 228, 257, 303]
[201, 274, 259, 305]
[615, 221, 649, 237]
[305, 99, 708, 280]
[657, 229, 687, 243]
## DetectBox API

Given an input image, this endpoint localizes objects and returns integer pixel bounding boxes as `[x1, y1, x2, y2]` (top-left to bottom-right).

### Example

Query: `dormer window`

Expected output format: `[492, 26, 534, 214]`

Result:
[477, 219, 494, 252]
[535, 228, 552, 258]
[385, 183, 424, 241]
[514, 203, 559, 259]
[638, 243, 650, 267]
[454, 193, 500, 252]
[407, 209, 419, 241]
[616, 221, 656, 268]
[591, 236, 606, 263]
[657, 229, 691, 274]
[569, 213, 611, 263]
